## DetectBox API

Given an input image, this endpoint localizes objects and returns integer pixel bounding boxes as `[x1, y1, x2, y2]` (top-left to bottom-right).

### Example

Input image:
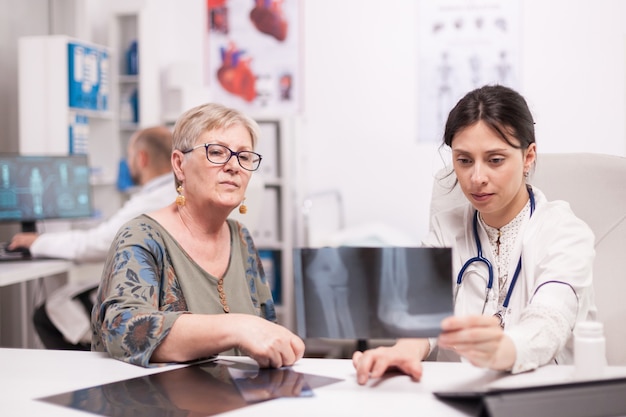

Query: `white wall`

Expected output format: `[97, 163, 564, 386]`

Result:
[298, 0, 626, 244]
[521, 1, 626, 155]
[298, 1, 431, 245]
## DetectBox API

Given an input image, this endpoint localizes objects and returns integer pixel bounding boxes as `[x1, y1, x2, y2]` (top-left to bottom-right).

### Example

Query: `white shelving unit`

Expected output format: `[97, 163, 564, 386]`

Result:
[108, 1, 162, 159]
[251, 119, 294, 331]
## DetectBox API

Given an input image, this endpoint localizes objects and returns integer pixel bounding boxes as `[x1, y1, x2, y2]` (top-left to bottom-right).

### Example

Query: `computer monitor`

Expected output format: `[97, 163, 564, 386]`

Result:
[293, 246, 454, 340]
[0, 154, 93, 232]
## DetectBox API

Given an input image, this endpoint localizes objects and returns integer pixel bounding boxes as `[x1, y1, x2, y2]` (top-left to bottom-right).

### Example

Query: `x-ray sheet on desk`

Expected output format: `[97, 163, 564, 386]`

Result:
[294, 246, 453, 339]
[38, 359, 342, 417]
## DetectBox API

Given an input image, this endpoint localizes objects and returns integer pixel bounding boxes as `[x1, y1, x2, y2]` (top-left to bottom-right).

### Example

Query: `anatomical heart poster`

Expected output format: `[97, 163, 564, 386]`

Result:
[207, 0, 301, 114]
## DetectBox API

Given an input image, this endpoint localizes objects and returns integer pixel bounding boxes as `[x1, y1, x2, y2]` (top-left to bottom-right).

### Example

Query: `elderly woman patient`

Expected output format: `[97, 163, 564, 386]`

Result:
[91, 103, 304, 367]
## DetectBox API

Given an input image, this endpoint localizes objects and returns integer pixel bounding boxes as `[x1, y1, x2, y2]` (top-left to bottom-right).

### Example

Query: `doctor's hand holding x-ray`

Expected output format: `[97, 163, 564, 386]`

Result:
[353, 85, 596, 385]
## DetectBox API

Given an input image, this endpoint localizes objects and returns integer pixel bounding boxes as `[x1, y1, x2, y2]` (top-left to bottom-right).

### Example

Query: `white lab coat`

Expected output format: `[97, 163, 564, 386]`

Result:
[37, 173, 177, 344]
[423, 186, 596, 373]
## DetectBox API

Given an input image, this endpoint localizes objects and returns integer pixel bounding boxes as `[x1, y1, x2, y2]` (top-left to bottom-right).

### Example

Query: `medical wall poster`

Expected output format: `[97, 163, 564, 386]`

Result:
[417, 0, 521, 143]
[68, 42, 110, 112]
[207, 0, 301, 115]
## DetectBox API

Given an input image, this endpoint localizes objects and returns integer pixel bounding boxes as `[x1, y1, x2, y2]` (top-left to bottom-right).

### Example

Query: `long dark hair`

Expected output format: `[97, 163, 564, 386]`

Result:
[443, 85, 535, 151]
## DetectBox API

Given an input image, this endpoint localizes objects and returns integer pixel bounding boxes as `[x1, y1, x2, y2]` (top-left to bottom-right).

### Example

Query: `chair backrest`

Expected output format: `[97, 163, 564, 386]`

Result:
[429, 153, 626, 365]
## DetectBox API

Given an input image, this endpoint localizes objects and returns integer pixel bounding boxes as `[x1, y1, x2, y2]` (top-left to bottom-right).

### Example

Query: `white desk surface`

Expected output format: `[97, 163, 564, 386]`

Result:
[2, 348, 626, 416]
[0, 259, 72, 287]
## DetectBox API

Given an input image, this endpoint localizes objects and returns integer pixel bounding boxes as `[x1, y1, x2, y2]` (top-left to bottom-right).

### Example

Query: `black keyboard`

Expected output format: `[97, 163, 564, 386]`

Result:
[0, 242, 32, 261]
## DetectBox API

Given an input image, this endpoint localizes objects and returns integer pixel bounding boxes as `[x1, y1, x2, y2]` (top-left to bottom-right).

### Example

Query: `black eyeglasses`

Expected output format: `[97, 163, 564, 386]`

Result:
[182, 143, 262, 171]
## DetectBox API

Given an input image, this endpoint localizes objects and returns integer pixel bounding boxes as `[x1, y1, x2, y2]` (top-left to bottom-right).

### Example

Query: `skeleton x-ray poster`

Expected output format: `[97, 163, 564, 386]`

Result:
[417, 0, 521, 143]
[206, 0, 301, 115]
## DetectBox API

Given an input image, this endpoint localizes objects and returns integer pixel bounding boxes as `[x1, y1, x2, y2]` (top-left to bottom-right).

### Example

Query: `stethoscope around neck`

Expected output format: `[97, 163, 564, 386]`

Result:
[454, 185, 536, 327]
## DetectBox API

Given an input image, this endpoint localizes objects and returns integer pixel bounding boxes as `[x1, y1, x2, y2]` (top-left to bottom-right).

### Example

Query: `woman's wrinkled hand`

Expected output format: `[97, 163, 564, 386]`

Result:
[236, 317, 305, 369]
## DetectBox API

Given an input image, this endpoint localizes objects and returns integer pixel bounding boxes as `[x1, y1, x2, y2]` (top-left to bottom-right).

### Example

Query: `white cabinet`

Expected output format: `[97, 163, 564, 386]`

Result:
[18, 35, 119, 185]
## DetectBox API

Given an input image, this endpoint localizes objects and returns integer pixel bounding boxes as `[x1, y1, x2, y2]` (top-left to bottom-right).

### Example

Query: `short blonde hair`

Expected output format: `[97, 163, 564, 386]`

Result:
[172, 103, 260, 153]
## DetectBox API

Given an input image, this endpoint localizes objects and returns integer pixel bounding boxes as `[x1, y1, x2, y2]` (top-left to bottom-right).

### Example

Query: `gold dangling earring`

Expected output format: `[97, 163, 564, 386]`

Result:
[176, 185, 186, 207]
[238, 197, 247, 214]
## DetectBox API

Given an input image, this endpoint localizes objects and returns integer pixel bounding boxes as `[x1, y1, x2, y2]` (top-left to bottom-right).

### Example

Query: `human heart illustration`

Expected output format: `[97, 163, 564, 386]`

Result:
[217, 43, 256, 102]
[249, 0, 288, 41]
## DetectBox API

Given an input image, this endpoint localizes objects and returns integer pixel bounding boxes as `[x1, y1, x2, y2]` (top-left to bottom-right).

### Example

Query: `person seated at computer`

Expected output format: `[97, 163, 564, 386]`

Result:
[8, 126, 176, 350]
[91, 103, 305, 368]
[352, 85, 596, 384]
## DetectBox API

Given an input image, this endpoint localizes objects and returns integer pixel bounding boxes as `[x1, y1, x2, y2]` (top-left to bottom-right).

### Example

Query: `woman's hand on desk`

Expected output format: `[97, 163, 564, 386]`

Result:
[234, 315, 306, 369]
[437, 315, 516, 371]
[352, 339, 430, 385]
[152, 313, 305, 369]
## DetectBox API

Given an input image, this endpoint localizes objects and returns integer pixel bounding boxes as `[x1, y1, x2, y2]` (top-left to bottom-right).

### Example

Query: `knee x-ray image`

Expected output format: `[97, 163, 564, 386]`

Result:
[293, 247, 453, 339]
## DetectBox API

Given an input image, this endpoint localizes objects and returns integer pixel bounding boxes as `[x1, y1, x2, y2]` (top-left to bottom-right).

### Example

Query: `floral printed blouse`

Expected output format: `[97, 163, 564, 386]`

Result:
[91, 215, 275, 367]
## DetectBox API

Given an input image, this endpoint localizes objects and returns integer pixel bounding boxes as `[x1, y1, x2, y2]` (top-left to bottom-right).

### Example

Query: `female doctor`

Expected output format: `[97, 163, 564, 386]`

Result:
[353, 85, 596, 384]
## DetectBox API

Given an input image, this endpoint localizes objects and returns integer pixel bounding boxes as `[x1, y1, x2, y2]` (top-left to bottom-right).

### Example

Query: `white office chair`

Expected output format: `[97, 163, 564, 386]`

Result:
[429, 153, 626, 365]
